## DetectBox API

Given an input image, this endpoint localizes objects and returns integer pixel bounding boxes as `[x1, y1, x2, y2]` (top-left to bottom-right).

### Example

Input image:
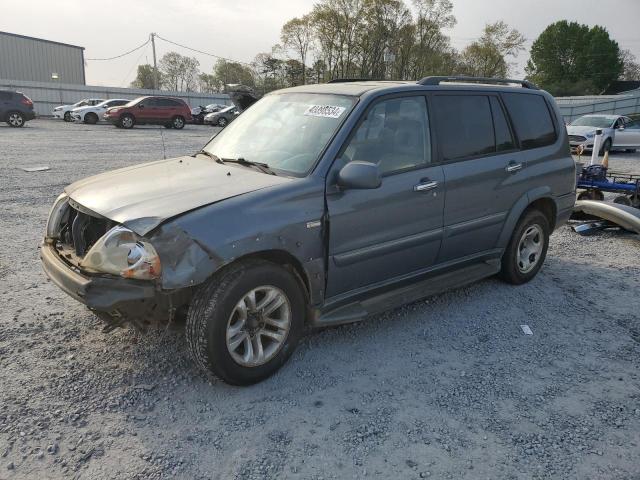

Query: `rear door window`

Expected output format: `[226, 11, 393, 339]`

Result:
[433, 95, 495, 161]
[502, 93, 557, 149]
[489, 97, 515, 152]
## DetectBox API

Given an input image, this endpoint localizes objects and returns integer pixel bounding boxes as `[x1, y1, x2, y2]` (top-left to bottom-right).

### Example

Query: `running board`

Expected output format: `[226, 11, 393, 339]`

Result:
[313, 261, 500, 328]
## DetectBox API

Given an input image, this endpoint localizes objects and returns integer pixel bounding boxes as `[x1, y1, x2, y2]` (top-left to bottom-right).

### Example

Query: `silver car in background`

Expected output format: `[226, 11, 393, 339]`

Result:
[567, 114, 635, 153]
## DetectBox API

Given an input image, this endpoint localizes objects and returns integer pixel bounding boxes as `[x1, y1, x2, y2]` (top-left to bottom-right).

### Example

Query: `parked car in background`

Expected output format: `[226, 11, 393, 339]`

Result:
[71, 99, 130, 124]
[0, 89, 35, 127]
[41, 76, 575, 385]
[204, 105, 239, 127]
[191, 104, 227, 124]
[103, 96, 192, 129]
[567, 114, 635, 153]
[53, 99, 105, 122]
[611, 118, 640, 152]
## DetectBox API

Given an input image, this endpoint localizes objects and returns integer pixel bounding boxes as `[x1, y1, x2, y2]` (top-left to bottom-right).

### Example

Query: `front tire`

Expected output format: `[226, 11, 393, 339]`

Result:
[599, 138, 612, 155]
[84, 112, 98, 124]
[119, 114, 135, 129]
[217, 117, 228, 127]
[186, 260, 305, 385]
[63, 111, 71, 122]
[7, 111, 25, 127]
[499, 209, 550, 285]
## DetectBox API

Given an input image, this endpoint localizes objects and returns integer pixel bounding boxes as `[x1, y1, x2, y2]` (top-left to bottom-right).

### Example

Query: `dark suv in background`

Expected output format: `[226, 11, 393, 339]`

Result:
[103, 96, 192, 129]
[41, 76, 575, 385]
[0, 90, 35, 127]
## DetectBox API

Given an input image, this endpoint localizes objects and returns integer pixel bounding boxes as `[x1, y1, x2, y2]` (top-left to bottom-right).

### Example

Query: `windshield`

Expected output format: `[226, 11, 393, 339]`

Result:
[74, 100, 89, 107]
[203, 93, 356, 176]
[570, 116, 615, 128]
[125, 96, 145, 107]
[219, 105, 235, 113]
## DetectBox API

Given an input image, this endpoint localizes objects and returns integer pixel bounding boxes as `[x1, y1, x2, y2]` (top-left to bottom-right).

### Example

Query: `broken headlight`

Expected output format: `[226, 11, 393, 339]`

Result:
[46, 193, 70, 239]
[80, 226, 161, 280]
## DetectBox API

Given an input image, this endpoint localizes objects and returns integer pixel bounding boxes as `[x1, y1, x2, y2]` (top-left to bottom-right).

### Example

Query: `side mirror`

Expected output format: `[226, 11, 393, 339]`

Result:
[138, 104, 145, 108]
[337, 161, 381, 190]
[618, 126, 625, 131]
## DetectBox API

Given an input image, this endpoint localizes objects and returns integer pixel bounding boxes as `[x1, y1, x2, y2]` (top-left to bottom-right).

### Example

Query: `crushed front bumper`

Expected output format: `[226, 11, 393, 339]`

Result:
[40, 243, 157, 312]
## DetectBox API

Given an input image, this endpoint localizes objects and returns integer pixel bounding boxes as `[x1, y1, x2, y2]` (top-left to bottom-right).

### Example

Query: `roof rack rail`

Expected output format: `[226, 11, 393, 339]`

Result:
[417, 76, 538, 90]
[328, 78, 377, 83]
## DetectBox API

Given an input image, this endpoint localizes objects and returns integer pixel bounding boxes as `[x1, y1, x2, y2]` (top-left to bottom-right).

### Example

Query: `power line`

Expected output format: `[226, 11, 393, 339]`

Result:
[86, 37, 150, 61]
[153, 33, 254, 67]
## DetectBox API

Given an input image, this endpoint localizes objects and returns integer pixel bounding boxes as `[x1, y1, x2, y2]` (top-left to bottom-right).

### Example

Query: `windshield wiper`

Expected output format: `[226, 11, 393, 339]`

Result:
[196, 150, 223, 163]
[196, 151, 276, 175]
[218, 157, 276, 175]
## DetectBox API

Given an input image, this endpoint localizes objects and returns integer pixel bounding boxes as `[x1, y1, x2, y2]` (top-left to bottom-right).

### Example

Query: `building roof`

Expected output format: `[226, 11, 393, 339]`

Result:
[0, 31, 84, 50]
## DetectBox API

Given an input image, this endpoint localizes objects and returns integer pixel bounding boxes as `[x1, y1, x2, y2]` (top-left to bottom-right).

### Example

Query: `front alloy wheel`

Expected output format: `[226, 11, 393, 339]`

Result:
[226, 286, 291, 367]
[7, 112, 25, 127]
[186, 259, 304, 385]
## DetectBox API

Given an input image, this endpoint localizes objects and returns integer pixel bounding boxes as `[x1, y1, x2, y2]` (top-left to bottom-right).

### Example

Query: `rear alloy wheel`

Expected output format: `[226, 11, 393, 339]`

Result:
[7, 111, 25, 127]
[499, 209, 550, 285]
[217, 117, 228, 128]
[119, 114, 134, 129]
[186, 260, 305, 385]
[172, 116, 185, 129]
[84, 112, 99, 124]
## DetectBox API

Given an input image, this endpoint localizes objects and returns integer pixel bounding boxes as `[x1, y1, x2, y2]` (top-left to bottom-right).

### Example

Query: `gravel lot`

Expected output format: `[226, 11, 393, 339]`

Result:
[1, 119, 639, 480]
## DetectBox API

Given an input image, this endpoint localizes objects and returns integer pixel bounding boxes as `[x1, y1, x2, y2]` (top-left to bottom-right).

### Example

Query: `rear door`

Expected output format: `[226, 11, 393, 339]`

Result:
[433, 93, 524, 262]
[326, 94, 445, 297]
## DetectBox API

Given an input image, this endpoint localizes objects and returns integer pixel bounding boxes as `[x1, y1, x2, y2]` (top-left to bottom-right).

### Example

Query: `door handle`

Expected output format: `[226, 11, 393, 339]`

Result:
[505, 162, 523, 173]
[414, 180, 439, 192]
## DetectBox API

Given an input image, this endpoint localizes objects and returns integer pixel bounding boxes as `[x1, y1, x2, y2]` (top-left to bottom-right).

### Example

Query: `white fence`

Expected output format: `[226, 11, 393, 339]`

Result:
[556, 90, 640, 122]
[0, 78, 232, 116]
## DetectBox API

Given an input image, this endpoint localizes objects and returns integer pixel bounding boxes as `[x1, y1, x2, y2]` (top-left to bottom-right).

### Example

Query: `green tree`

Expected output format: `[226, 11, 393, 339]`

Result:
[526, 21, 623, 95]
[460, 21, 525, 77]
[620, 49, 640, 81]
[212, 59, 255, 90]
[159, 52, 200, 91]
[130, 64, 160, 89]
[280, 14, 314, 83]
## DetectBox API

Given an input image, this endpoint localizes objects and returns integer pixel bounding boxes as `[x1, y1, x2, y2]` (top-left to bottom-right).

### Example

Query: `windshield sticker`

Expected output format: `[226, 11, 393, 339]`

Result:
[304, 105, 346, 119]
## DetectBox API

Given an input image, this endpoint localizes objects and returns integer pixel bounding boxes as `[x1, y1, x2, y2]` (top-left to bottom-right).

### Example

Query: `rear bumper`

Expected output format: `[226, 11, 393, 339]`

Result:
[40, 243, 158, 312]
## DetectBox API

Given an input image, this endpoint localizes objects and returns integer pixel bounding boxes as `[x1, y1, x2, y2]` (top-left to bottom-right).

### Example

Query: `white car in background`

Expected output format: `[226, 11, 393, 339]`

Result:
[567, 114, 636, 153]
[71, 99, 130, 124]
[52, 98, 104, 122]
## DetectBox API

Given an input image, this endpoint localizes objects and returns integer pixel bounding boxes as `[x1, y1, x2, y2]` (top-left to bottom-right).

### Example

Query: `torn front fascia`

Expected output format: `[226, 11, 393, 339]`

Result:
[151, 225, 222, 290]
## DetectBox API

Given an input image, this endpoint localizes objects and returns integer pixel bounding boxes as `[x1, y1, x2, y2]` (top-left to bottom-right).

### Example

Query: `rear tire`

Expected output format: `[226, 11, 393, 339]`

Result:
[119, 114, 135, 129]
[499, 209, 550, 285]
[84, 112, 98, 124]
[186, 260, 305, 385]
[6, 111, 25, 127]
[172, 115, 185, 129]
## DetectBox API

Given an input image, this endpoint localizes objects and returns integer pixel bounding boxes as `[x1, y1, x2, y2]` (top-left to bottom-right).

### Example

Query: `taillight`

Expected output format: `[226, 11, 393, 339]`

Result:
[21, 96, 33, 107]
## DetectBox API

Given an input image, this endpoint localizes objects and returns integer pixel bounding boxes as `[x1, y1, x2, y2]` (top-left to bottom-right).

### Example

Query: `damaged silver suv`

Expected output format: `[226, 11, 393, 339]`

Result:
[41, 77, 575, 385]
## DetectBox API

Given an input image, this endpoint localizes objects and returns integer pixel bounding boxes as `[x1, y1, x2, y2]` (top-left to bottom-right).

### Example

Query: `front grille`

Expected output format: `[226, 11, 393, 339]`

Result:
[58, 204, 111, 258]
[569, 135, 586, 143]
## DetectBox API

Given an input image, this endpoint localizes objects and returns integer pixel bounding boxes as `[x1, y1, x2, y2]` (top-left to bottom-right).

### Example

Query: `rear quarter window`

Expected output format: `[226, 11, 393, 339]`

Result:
[502, 93, 557, 150]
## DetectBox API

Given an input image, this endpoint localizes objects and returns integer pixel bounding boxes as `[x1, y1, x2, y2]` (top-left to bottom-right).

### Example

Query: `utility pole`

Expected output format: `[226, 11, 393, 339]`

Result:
[151, 32, 159, 91]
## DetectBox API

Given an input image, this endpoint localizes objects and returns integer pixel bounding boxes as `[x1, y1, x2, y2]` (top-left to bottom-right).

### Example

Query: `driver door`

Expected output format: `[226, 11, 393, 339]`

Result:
[326, 95, 444, 297]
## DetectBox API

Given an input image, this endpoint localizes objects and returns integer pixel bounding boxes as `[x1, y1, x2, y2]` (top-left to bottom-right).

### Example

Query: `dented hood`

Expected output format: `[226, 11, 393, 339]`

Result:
[65, 155, 291, 235]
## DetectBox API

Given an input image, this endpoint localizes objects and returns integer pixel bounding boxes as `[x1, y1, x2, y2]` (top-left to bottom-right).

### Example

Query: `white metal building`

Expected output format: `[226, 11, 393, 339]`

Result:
[0, 31, 86, 85]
